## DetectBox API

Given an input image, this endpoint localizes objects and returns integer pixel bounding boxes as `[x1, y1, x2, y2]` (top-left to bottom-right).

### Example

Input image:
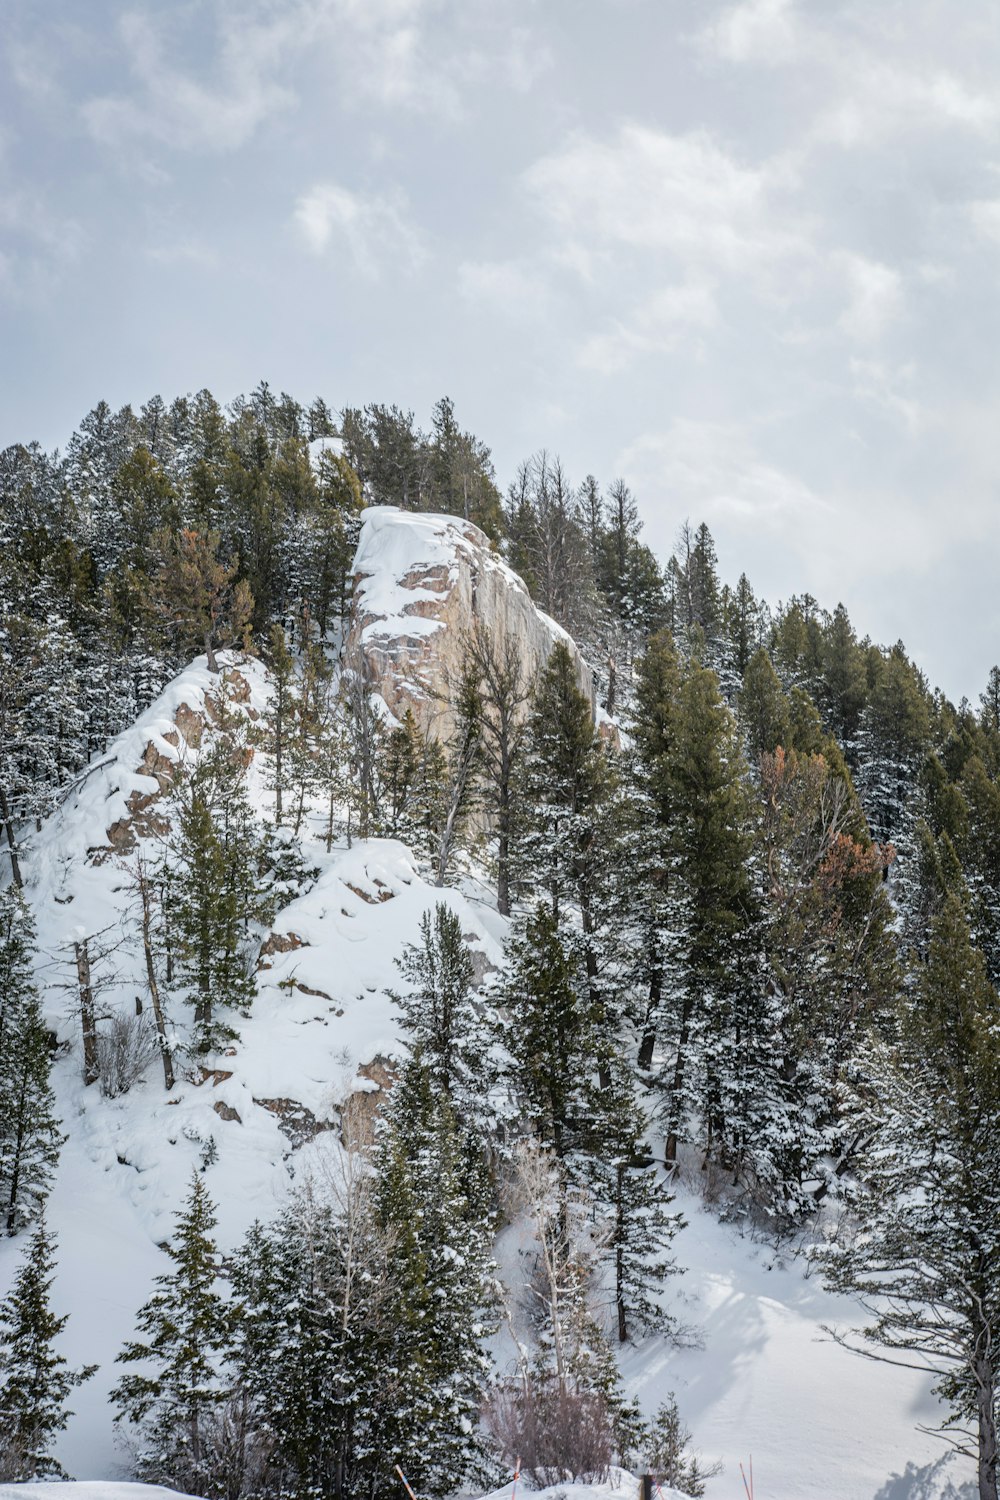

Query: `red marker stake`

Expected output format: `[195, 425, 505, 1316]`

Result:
[395, 1465, 418, 1500]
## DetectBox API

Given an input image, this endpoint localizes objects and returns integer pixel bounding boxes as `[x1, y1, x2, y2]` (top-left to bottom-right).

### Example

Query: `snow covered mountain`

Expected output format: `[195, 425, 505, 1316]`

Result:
[0, 508, 971, 1497]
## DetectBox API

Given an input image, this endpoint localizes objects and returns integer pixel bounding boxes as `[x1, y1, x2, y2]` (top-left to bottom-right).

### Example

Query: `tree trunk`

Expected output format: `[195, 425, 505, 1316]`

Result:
[497, 774, 511, 917]
[975, 1353, 999, 1500]
[435, 736, 477, 887]
[204, 632, 219, 673]
[664, 990, 694, 1167]
[638, 969, 662, 1072]
[137, 863, 175, 1090]
[0, 782, 23, 889]
[75, 939, 100, 1086]
[615, 1164, 628, 1343]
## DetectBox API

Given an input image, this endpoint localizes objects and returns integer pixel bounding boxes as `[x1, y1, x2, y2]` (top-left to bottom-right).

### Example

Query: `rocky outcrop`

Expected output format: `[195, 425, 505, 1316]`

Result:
[101, 667, 255, 857]
[343, 507, 593, 742]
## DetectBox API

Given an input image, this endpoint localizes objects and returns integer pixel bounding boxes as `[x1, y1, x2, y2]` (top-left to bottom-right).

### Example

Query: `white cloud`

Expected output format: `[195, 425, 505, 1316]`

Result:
[82, 8, 296, 153]
[0, 189, 85, 299]
[836, 252, 904, 342]
[817, 62, 1000, 149]
[621, 418, 832, 535]
[969, 198, 1000, 246]
[524, 123, 805, 275]
[849, 358, 921, 431]
[578, 281, 719, 372]
[458, 258, 551, 317]
[80, 0, 546, 158]
[697, 0, 800, 66]
[293, 181, 423, 275]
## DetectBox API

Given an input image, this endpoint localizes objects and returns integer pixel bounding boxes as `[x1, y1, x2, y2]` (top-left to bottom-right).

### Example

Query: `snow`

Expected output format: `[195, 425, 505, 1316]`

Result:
[6, 662, 506, 1478]
[0, 1488, 204, 1500]
[491, 1165, 967, 1500]
[2, 643, 981, 1497]
[352, 505, 528, 645]
[479, 1472, 684, 1500]
[307, 434, 344, 467]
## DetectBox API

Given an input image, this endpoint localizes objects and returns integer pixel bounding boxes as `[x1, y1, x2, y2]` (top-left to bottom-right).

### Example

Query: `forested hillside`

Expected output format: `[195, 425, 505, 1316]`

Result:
[2, 386, 1000, 1499]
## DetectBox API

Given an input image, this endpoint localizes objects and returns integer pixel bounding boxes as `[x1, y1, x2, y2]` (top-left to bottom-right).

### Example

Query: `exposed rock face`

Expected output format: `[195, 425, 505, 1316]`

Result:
[102, 667, 254, 857]
[343, 507, 594, 742]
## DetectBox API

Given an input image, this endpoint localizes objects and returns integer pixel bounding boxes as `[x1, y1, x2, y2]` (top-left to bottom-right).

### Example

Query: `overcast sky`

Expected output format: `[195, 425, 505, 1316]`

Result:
[3, 0, 1000, 702]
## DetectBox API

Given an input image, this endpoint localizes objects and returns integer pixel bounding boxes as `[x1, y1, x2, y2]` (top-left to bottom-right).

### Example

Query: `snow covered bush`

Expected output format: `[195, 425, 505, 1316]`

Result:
[483, 1373, 614, 1488]
[96, 1009, 158, 1098]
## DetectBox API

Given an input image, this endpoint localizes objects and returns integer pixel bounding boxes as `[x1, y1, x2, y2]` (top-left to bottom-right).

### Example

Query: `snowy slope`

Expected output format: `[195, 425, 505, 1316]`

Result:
[4, 654, 504, 1478]
[0, 644, 978, 1497]
[621, 1182, 967, 1500]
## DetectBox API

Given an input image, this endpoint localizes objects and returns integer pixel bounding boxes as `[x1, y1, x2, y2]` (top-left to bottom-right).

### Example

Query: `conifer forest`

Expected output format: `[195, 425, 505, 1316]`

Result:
[1, 386, 999, 1500]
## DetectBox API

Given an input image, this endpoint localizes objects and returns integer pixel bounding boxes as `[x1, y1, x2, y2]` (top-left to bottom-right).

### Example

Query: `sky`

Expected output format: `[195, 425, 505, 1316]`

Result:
[2, 0, 1000, 703]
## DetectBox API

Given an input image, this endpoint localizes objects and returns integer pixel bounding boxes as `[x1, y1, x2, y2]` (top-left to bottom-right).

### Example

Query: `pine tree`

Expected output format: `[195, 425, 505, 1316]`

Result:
[737, 647, 792, 767]
[824, 893, 1000, 1500]
[112, 1173, 234, 1493]
[169, 719, 265, 1053]
[464, 624, 531, 916]
[374, 1055, 498, 1495]
[583, 1059, 683, 1343]
[0, 1218, 97, 1480]
[514, 642, 610, 926]
[393, 902, 490, 1114]
[501, 906, 593, 1170]
[263, 622, 295, 824]
[652, 657, 760, 1165]
[644, 1395, 720, 1497]
[150, 526, 253, 671]
[0, 889, 62, 1234]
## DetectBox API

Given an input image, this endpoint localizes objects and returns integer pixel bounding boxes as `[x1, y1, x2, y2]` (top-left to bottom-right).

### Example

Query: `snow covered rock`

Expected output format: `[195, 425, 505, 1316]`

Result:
[344, 506, 594, 740]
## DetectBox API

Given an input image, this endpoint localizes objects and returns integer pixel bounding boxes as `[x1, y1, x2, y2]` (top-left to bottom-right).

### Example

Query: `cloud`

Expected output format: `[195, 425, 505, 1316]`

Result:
[621, 418, 833, 536]
[578, 281, 719, 372]
[524, 124, 805, 275]
[82, 8, 296, 154]
[458, 258, 551, 318]
[0, 189, 85, 299]
[849, 358, 921, 431]
[697, 0, 800, 66]
[817, 61, 1000, 149]
[836, 252, 904, 342]
[969, 198, 1000, 246]
[80, 0, 548, 159]
[293, 181, 423, 275]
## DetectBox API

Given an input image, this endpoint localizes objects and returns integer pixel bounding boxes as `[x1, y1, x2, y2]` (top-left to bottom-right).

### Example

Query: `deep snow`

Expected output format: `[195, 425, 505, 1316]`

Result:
[0, 639, 981, 1498]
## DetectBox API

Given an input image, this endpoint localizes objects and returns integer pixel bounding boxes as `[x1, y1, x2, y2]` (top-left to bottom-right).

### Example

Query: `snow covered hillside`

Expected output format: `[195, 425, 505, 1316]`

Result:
[0, 508, 976, 1498]
[5, 653, 504, 1479]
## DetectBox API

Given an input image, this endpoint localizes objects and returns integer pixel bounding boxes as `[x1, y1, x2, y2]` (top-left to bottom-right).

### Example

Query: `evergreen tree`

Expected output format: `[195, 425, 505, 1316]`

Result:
[150, 526, 253, 671]
[0, 1218, 97, 1480]
[737, 647, 791, 766]
[393, 902, 489, 1113]
[644, 1395, 720, 1497]
[583, 1059, 683, 1343]
[824, 893, 1000, 1500]
[0, 889, 62, 1234]
[501, 906, 592, 1169]
[169, 712, 265, 1053]
[112, 1174, 234, 1494]
[374, 1054, 498, 1495]
[655, 658, 759, 1165]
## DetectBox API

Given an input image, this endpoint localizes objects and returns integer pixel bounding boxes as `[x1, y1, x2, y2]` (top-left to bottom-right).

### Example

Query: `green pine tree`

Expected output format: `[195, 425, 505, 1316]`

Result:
[0, 889, 62, 1235]
[112, 1173, 234, 1493]
[824, 893, 1000, 1500]
[0, 1217, 97, 1480]
[375, 1054, 498, 1495]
